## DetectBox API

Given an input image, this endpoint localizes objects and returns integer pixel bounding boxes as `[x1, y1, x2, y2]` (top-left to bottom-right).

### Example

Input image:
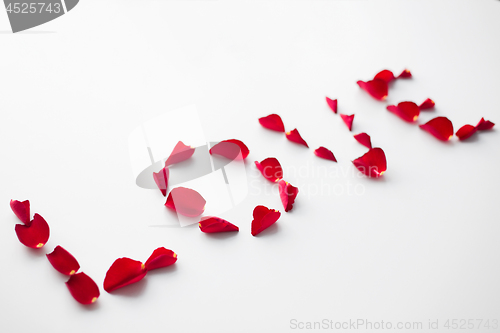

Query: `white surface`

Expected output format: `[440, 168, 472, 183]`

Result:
[1, 1, 500, 332]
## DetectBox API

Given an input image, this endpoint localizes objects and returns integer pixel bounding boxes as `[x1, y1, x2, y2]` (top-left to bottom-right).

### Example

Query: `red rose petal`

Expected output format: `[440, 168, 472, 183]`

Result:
[456, 124, 477, 141]
[165, 187, 206, 217]
[165, 141, 195, 166]
[258, 114, 285, 132]
[255, 158, 283, 182]
[199, 216, 239, 233]
[340, 114, 354, 131]
[47, 246, 80, 276]
[314, 147, 337, 162]
[353, 133, 372, 149]
[144, 247, 177, 271]
[10, 199, 30, 224]
[103, 258, 147, 293]
[153, 166, 170, 196]
[326, 97, 338, 114]
[357, 79, 388, 100]
[397, 69, 412, 78]
[278, 180, 299, 213]
[15, 213, 50, 249]
[374, 70, 395, 83]
[66, 272, 100, 305]
[352, 148, 387, 178]
[285, 128, 309, 148]
[476, 118, 495, 131]
[209, 139, 250, 160]
[419, 117, 454, 141]
[251, 205, 281, 236]
[386, 102, 420, 122]
[419, 98, 435, 110]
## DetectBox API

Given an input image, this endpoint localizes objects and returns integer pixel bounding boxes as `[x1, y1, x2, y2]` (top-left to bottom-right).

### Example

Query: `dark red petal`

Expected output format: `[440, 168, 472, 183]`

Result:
[353, 133, 372, 149]
[258, 114, 285, 132]
[66, 272, 100, 305]
[285, 129, 309, 148]
[373, 70, 395, 83]
[456, 124, 477, 141]
[255, 158, 283, 182]
[314, 147, 337, 162]
[476, 118, 495, 131]
[165, 141, 195, 166]
[278, 180, 299, 213]
[419, 117, 454, 141]
[153, 167, 170, 196]
[386, 102, 420, 122]
[103, 258, 147, 293]
[165, 187, 206, 217]
[46, 246, 80, 276]
[15, 213, 50, 249]
[397, 69, 412, 78]
[357, 79, 388, 100]
[326, 97, 338, 114]
[10, 199, 30, 224]
[352, 148, 387, 178]
[419, 98, 435, 110]
[199, 217, 239, 233]
[251, 205, 281, 236]
[144, 247, 178, 271]
[340, 114, 354, 131]
[209, 139, 250, 160]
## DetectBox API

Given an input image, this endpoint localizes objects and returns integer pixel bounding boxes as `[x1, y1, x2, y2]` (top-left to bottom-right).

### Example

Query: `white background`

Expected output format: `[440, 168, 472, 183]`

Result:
[1, 1, 500, 332]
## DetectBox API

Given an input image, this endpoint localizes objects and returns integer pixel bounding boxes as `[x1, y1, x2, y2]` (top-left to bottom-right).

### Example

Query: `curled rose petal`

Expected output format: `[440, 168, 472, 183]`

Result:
[353, 133, 372, 149]
[199, 217, 239, 233]
[357, 79, 388, 100]
[419, 117, 454, 141]
[165, 141, 195, 166]
[255, 158, 283, 182]
[456, 125, 477, 141]
[47, 246, 80, 276]
[419, 98, 435, 110]
[340, 114, 354, 131]
[66, 272, 100, 305]
[314, 147, 337, 162]
[210, 139, 250, 160]
[258, 114, 285, 132]
[374, 70, 396, 83]
[153, 167, 170, 196]
[103, 258, 147, 293]
[476, 118, 495, 131]
[10, 199, 30, 224]
[285, 128, 309, 148]
[397, 69, 412, 78]
[278, 180, 299, 212]
[15, 213, 50, 249]
[165, 187, 206, 217]
[352, 148, 387, 178]
[251, 205, 281, 236]
[386, 102, 420, 122]
[144, 247, 177, 271]
[326, 97, 338, 114]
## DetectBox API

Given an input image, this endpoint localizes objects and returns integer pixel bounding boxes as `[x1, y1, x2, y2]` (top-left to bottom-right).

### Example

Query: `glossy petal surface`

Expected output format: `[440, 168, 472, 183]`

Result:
[278, 180, 299, 212]
[456, 125, 477, 141]
[374, 70, 395, 83]
[420, 117, 454, 141]
[15, 213, 50, 249]
[285, 129, 309, 147]
[165, 187, 206, 217]
[386, 102, 420, 122]
[353, 133, 372, 149]
[144, 247, 177, 271]
[210, 139, 250, 160]
[199, 217, 239, 233]
[352, 148, 387, 178]
[357, 79, 388, 100]
[255, 158, 283, 182]
[47, 246, 80, 275]
[66, 273, 100, 305]
[476, 118, 495, 131]
[326, 97, 337, 113]
[251, 206, 281, 236]
[10, 200, 30, 224]
[103, 258, 147, 293]
[419, 98, 435, 110]
[314, 147, 337, 162]
[340, 114, 354, 131]
[258, 114, 285, 132]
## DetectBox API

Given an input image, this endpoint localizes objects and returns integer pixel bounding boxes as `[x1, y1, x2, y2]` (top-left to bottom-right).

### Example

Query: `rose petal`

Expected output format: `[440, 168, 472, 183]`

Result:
[326, 97, 338, 114]
[66, 272, 100, 305]
[10, 199, 30, 224]
[419, 98, 435, 110]
[103, 258, 147, 293]
[15, 213, 50, 249]
[165, 187, 206, 217]
[258, 114, 285, 132]
[165, 141, 195, 166]
[419, 117, 454, 141]
[255, 158, 283, 182]
[357, 79, 388, 100]
[278, 180, 299, 213]
[209, 139, 250, 160]
[456, 124, 477, 141]
[285, 128, 309, 148]
[386, 102, 420, 122]
[251, 205, 281, 236]
[397, 69, 412, 78]
[373, 70, 395, 83]
[353, 133, 372, 149]
[314, 147, 337, 162]
[153, 167, 170, 196]
[199, 217, 239, 233]
[352, 148, 387, 178]
[476, 118, 495, 131]
[340, 114, 354, 131]
[47, 246, 80, 276]
[144, 247, 178, 271]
